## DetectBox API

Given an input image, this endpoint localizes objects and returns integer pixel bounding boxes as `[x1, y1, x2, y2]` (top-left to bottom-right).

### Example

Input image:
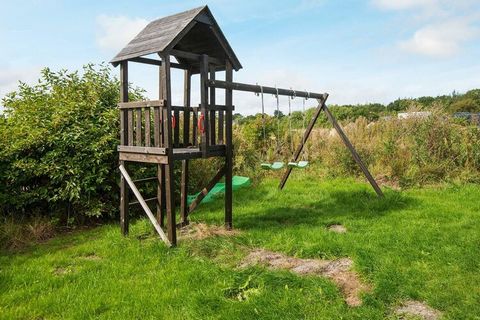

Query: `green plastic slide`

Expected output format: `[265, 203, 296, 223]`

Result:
[187, 176, 252, 205]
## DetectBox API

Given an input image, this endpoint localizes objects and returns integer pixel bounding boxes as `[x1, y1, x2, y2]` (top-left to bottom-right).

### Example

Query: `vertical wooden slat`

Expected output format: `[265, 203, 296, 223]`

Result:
[144, 108, 151, 147]
[200, 54, 209, 157]
[153, 107, 161, 147]
[160, 53, 176, 246]
[180, 160, 189, 225]
[135, 109, 142, 146]
[218, 109, 224, 144]
[225, 60, 233, 230]
[209, 66, 216, 146]
[180, 68, 191, 225]
[119, 61, 129, 236]
[192, 110, 198, 146]
[127, 109, 134, 146]
[183, 69, 191, 146]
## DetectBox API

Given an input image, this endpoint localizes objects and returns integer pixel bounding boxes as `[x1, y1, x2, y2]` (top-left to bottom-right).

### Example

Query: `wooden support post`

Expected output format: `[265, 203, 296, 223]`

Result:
[156, 65, 166, 228]
[119, 61, 129, 236]
[279, 94, 329, 190]
[200, 54, 209, 157]
[209, 66, 216, 146]
[160, 53, 177, 245]
[323, 105, 384, 197]
[180, 69, 191, 226]
[224, 60, 233, 229]
[183, 70, 191, 146]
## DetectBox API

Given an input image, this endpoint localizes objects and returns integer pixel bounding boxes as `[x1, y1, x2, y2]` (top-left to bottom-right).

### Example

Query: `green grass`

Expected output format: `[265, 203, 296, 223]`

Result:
[2, 173, 480, 319]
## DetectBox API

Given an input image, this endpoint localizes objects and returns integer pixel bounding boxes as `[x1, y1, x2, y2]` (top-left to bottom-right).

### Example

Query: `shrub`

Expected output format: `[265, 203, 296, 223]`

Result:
[0, 64, 144, 221]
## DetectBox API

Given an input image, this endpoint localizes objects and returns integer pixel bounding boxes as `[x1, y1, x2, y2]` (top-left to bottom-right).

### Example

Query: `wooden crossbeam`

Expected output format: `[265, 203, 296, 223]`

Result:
[188, 165, 226, 214]
[119, 165, 171, 246]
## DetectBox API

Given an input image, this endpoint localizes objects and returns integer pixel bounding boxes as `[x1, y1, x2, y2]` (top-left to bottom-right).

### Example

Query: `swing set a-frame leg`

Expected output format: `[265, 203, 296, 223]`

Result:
[279, 96, 384, 197]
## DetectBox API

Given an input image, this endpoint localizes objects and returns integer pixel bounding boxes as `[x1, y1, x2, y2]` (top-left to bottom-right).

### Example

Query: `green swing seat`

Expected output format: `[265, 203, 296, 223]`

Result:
[287, 160, 309, 169]
[261, 161, 285, 170]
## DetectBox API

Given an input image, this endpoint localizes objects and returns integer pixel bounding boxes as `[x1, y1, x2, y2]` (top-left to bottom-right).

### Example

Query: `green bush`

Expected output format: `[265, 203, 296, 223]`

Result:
[0, 64, 143, 220]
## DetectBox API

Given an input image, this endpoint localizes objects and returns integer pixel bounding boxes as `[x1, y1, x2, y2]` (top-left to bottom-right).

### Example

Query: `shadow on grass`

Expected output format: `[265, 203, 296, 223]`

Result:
[195, 185, 418, 233]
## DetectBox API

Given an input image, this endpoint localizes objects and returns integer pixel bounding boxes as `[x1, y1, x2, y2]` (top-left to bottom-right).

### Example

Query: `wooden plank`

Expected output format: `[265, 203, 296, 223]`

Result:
[118, 100, 165, 109]
[119, 165, 171, 246]
[279, 94, 328, 190]
[144, 108, 151, 147]
[209, 66, 216, 146]
[129, 196, 157, 206]
[200, 54, 209, 157]
[153, 107, 161, 147]
[183, 70, 191, 146]
[209, 80, 326, 100]
[135, 109, 142, 146]
[180, 160, 189, 225]
[192, 110, 198, 147]
[224, 60, 233, 229]
[323, 105, 384, 197]
[160, 53, 176, 246]
[117, 146, 167, 155]
[170, 49, 224, 66]
[119, 61, 129, 236]
[157, 165, 165, 228]
[129, 56, 189, 70]
[127, 109, 134, 145]
[132, 176, 157, 183]
[188, 165, 226, 214]
[119, 152, 168, 164]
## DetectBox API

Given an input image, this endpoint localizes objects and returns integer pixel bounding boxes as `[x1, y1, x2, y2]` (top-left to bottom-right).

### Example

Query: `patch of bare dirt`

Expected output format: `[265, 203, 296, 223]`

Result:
[240, 249, 370, 307]
[394, 300, 442, 320]
[53, 266, 73, 276]
[328, 224, 347, 233]
[179, 223, 240, 240]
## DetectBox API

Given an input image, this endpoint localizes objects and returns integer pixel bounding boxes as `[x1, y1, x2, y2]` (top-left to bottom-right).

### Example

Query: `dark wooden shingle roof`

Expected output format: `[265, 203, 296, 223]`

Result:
[110, 6, 242, 71]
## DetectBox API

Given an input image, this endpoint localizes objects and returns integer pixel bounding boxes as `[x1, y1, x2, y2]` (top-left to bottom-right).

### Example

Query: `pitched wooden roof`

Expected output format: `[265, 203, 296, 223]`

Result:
[110, 6, 242, 71]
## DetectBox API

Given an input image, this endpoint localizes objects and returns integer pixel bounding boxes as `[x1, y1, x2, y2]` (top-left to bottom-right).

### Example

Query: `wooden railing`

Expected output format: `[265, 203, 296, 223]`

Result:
[119, 100, 232, 153]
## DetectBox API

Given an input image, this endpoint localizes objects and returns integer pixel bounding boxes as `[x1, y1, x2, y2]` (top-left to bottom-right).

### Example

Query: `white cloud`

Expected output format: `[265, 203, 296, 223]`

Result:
[398, 19, 479, 57]
[0, 66, 41, 106]
[372, 0, 438, 11]
[96, 15, 149, 52]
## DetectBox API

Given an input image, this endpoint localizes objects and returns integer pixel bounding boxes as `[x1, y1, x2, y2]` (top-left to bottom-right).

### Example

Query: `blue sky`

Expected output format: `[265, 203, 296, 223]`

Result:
[1, 0, 479, 114]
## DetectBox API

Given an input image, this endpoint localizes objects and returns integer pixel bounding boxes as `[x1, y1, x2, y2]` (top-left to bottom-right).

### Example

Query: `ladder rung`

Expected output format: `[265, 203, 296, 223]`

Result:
[132, 176, 157, 183]
[129, 197, 158, 206]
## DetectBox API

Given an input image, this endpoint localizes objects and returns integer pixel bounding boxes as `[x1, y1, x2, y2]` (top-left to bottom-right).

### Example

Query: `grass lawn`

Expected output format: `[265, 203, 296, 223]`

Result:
[1, 173, 480, 319]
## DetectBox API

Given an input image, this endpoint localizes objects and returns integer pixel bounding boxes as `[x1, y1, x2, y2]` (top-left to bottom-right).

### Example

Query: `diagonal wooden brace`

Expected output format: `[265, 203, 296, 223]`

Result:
[279, 94, 329, 190]
[119, 165, 172, 246]
[322, 105, 383, 197]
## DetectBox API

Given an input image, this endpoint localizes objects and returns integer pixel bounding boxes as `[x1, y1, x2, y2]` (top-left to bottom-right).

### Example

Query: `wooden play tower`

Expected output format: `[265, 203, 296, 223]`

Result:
[111, 6, 382, 247]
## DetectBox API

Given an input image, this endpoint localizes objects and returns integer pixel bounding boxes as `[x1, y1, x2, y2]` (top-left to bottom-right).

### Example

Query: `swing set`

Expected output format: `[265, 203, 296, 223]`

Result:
[111, 5, 383, 246]
[258, 86, 311, 171]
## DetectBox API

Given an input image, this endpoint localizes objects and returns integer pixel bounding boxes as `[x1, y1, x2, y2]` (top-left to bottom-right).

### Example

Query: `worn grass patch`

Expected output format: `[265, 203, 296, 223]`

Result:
[1, 175, 480, 319]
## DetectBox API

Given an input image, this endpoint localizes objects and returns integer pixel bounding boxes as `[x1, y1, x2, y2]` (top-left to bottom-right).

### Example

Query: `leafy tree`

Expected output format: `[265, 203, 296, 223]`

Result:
[0, 64, 144, 220]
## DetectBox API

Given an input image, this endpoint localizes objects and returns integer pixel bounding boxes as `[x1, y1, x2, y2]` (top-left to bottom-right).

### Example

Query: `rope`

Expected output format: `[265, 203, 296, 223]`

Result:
[302, 94, 307, 160]
[288, 93, 293, 153]
[275, 86, 281, 154]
